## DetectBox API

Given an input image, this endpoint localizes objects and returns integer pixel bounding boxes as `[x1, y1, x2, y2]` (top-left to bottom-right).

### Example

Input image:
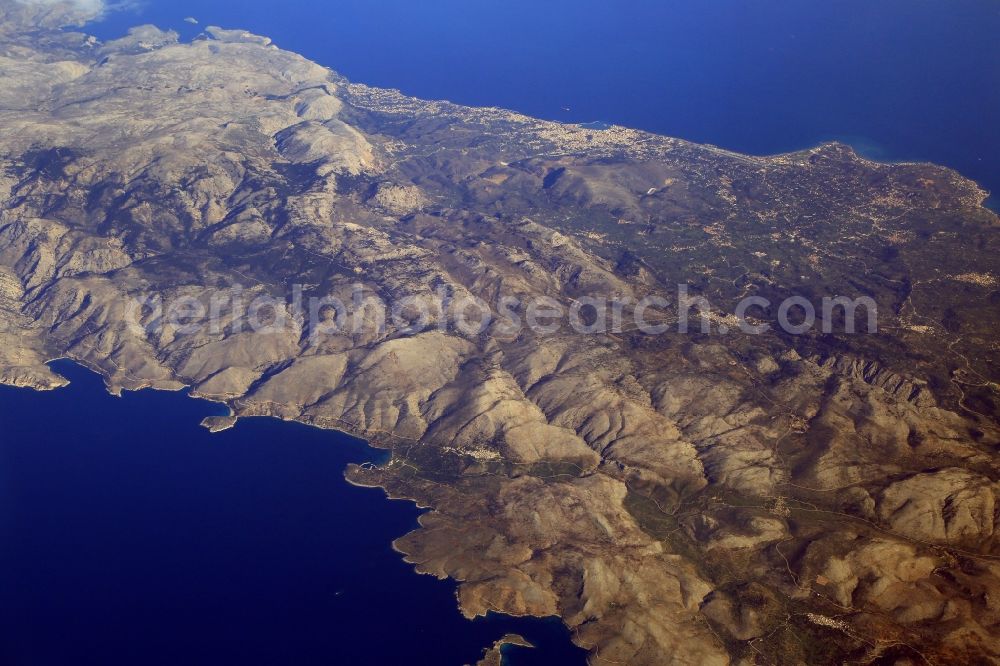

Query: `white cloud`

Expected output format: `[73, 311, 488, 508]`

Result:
[14, 0, 110, 22]
[18, 0, 104, 8]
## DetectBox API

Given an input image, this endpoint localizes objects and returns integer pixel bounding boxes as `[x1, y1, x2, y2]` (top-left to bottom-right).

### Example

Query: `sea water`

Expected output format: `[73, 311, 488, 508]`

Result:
[0, 361, 586, 665]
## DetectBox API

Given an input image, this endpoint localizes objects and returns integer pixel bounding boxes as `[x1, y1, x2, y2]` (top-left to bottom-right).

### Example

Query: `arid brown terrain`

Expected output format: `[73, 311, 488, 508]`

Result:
[2, 2, 1000, 664]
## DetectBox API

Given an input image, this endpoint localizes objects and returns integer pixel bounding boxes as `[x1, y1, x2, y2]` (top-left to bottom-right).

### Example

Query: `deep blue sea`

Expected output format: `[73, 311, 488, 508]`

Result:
[85, 0, 1000, 205]
[0, 361, 585, 665]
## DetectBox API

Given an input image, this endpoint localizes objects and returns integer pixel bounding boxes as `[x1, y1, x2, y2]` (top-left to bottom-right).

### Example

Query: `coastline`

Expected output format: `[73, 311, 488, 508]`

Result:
[11, 357, 585, 659]
[79, 11, 999, 213]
